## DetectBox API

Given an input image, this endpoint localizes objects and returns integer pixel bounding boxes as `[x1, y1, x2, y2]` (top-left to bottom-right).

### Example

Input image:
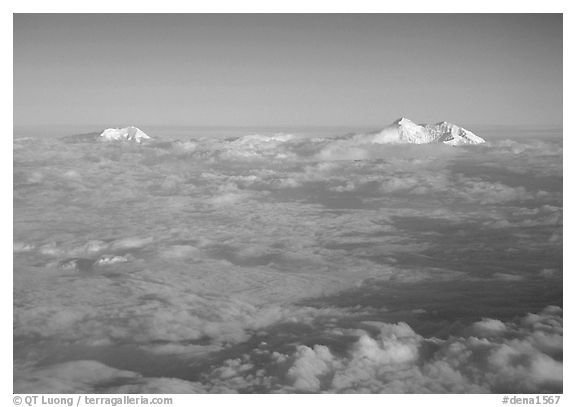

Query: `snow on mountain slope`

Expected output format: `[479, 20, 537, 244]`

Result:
[99, 126, 151, 143]
[425, 121, 486, 145]
[359, 118, 484, 146]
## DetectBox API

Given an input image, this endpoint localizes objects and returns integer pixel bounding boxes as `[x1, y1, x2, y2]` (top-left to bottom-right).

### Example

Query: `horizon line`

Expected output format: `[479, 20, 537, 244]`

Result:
[13, 122, 564, 131]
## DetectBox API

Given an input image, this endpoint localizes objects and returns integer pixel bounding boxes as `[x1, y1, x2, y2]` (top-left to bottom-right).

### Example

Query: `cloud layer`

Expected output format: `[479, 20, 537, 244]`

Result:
[14, 128, 562, 393]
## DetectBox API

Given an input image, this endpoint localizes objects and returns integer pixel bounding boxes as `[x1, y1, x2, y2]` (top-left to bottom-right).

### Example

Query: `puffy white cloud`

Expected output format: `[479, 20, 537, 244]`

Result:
[287, 345, 334, 392]
[274, 307, 562, 393]
[470, 318, 508, 337]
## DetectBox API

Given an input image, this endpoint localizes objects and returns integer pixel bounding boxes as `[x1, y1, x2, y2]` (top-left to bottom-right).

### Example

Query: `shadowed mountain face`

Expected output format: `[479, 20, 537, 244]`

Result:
[13, 125, 561, 393]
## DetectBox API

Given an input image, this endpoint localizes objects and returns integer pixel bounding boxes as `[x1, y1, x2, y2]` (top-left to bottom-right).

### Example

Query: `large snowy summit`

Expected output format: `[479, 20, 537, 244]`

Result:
[99, 126, 151, 143]
[366, 118, 485, 145]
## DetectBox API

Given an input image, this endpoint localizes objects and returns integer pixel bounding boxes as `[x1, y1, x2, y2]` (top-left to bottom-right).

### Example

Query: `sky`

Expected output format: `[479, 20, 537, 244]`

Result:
[13, 14, 562, 128]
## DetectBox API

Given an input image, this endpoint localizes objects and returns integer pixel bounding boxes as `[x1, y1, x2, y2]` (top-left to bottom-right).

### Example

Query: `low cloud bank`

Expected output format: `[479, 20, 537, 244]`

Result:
[14, 306, 562, 394]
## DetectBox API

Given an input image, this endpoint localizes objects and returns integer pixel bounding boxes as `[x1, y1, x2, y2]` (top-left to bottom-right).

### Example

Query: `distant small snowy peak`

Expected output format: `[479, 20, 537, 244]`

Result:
[364, 118, 485, 145]
[99, 126, 151, 143]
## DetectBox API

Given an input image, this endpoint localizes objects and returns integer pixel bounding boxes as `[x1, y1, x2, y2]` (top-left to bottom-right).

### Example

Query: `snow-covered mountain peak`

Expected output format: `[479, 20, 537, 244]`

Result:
[393, 117, 415, 125]
[367, 118, 485, 146]
[99, 126, 151, 143]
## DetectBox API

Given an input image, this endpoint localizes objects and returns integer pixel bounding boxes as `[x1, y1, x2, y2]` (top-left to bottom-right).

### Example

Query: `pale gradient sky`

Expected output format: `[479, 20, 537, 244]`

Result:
[14, 14, 562, 128]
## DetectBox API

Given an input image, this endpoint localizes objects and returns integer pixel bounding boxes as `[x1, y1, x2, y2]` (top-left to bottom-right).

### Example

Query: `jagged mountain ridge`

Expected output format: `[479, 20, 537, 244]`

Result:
[365, 117, 485, 145]
[99, 126, 151, 143]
